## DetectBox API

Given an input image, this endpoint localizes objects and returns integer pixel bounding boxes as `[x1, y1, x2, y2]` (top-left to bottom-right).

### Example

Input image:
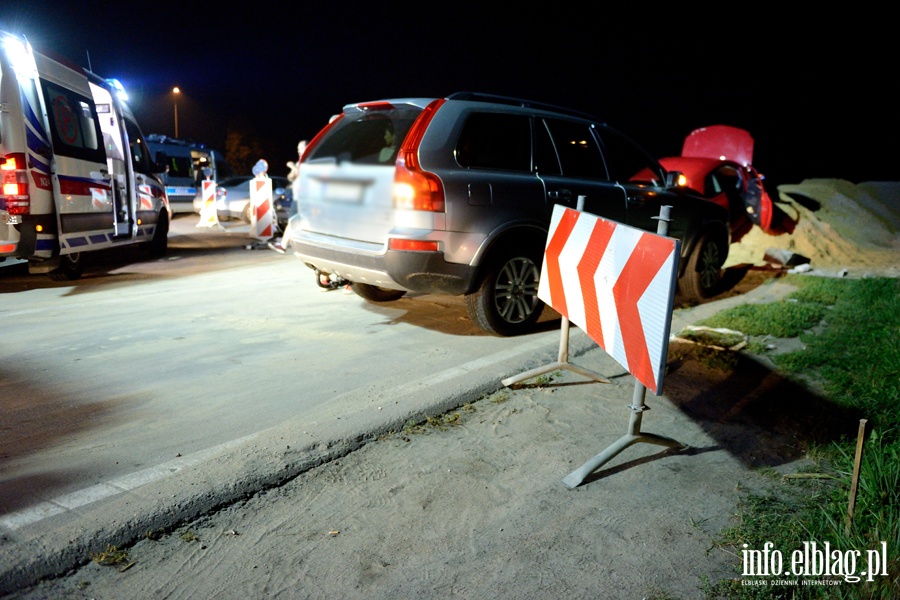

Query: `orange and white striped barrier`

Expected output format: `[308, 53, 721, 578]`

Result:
[197, 179, 219, 228]
[538, 205, 680, 395]
[249, 176, 274, 240]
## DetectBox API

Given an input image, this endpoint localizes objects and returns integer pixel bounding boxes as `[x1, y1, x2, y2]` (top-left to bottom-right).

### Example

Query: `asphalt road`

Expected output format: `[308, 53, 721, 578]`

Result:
[0, 215, 592, 593]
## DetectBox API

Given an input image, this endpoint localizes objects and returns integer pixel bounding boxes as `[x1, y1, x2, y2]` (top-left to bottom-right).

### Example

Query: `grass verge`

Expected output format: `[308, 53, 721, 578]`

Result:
[697, 274, 899, 599]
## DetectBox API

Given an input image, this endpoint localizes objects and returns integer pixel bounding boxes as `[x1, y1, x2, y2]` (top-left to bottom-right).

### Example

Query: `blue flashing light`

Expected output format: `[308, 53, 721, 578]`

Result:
[105, 78, 128, 102]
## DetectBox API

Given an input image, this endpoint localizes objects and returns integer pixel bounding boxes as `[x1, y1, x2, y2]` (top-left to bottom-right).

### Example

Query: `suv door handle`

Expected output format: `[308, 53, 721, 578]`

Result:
[548, 189, 573, 201]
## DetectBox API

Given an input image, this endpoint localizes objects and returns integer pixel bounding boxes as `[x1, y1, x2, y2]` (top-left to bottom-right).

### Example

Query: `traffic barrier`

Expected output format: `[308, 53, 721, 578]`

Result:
[538, 205, 679, 395]
[507, 202, 686, 487]
[197, 179, 218, 228]
[249, 176, 274, 240]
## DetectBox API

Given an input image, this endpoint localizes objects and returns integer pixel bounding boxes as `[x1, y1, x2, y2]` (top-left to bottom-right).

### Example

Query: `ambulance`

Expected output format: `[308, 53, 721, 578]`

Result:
[0, 29, 169, 280]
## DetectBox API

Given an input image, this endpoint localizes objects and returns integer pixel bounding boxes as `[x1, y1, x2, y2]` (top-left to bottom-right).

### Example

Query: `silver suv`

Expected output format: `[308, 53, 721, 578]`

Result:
[288, 92, 733, 336]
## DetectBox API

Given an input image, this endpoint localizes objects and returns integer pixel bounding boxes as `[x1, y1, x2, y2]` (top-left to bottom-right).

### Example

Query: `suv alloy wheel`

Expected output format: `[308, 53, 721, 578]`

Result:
[465, 245, 544, 336]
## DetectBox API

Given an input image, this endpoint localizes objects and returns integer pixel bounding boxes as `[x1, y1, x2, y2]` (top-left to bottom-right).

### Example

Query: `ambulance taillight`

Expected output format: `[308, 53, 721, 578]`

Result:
[1, 153, 30, 215]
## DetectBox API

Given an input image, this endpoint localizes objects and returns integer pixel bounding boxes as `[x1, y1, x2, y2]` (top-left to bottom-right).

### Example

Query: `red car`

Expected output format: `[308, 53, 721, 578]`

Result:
[660, 125, 784, 243]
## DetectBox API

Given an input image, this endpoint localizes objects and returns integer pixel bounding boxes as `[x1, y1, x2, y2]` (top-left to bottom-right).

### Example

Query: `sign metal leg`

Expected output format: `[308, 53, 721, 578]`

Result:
[562, 381, 685, 488]
[501, 315, 610, 387]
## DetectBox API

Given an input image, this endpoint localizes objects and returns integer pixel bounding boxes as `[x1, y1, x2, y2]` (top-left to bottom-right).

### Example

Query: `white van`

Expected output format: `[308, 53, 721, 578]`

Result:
[146, 135, 233, 214]
[0, 29, 170, 280]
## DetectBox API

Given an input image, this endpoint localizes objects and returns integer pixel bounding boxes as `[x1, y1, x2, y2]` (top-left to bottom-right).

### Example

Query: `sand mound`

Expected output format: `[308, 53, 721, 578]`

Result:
[724, 179, 900, 278]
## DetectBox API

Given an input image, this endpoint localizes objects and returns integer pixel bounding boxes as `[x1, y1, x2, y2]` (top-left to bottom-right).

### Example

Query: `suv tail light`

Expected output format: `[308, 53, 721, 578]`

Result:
[393, 99, 445, 212]
[389, 239, 439, 252]
[1, 153, 30, 215]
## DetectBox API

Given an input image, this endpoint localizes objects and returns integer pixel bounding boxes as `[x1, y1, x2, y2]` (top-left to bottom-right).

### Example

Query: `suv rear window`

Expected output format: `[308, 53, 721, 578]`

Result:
[308, 107, 421, 165]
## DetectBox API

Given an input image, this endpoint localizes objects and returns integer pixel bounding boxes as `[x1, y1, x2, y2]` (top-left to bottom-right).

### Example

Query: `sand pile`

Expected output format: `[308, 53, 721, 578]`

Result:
[724, 179, 900, 278]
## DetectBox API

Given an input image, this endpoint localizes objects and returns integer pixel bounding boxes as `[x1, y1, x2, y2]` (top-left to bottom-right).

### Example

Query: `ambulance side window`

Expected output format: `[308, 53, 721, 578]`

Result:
[41, 81, 106, 164]
[124, 119, 152, 175]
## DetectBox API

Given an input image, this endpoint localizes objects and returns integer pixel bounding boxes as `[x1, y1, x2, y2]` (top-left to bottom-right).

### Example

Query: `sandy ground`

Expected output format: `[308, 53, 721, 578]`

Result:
[724, 179, 900, 278]
[5, 180, 899, 599]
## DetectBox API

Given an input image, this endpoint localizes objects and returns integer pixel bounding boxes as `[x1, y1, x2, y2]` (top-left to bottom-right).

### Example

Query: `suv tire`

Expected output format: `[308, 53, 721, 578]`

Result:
[465, 246, 544, 336]
[678, 232, 724, 300]
[352, 283, 407, 302]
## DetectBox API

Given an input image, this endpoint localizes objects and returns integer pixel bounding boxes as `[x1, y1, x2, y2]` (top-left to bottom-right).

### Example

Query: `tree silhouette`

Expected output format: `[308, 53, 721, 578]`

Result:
[224, 121, 266, 176]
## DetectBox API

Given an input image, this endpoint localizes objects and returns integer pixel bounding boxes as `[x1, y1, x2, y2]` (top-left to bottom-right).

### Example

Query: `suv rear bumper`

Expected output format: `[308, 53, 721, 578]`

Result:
[291, 240, 477, 296]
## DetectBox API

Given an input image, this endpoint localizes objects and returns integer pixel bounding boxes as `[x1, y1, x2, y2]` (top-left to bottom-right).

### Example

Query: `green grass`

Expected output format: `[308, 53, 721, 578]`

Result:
[697, 297, 827, 338]
[697, 275, 900, 599]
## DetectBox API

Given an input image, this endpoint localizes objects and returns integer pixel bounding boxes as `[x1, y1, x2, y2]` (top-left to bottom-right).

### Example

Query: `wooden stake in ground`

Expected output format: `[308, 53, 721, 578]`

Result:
[845, 418, 868, 535]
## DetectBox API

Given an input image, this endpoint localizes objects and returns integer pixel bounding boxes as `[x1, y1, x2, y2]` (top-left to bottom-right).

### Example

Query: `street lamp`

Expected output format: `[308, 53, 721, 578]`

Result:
[172, 87, 180, 138]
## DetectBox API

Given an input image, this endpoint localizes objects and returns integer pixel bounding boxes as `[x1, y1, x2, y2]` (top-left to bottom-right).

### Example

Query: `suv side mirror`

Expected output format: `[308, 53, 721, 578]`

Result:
[665, 170, 686, 188]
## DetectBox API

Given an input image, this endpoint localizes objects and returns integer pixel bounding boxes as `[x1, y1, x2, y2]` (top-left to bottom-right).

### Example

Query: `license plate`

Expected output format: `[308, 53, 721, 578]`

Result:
[324, 182, 363, 203]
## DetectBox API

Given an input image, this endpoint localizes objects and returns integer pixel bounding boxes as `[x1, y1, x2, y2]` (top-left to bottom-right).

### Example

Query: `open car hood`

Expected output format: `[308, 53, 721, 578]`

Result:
[681, 125, 754, 166]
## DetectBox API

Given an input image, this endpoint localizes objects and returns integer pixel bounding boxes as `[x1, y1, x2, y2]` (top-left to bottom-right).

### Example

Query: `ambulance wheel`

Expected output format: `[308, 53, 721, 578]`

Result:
[49, 252, 84, 281]
[146, 211, 169, 258]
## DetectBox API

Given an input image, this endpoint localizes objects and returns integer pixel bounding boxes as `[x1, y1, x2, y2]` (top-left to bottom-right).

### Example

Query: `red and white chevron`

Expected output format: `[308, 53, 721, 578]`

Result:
[537, 205, 680, 395]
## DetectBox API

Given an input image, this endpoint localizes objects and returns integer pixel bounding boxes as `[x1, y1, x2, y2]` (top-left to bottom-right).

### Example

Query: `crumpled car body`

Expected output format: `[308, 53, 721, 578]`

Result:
[660, 125, 780, 242]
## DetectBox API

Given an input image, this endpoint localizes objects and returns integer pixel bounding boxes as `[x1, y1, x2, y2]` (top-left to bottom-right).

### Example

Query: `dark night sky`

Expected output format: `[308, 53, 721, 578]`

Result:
[3, 2, 897, 188]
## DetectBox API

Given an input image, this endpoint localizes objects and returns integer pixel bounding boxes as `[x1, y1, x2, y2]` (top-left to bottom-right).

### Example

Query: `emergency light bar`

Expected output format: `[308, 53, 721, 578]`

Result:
[106, 78, 128, 102]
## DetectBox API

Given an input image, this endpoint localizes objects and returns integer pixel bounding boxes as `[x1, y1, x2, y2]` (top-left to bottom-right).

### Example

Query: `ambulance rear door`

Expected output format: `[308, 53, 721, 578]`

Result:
[0, 30, 54, 261]
[33, 50, 115, 256]
[90, 79, 134, 237]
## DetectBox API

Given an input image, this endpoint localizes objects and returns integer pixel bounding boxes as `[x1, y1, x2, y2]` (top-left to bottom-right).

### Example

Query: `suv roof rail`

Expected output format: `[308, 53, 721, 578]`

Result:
[446, 91, 603, 123]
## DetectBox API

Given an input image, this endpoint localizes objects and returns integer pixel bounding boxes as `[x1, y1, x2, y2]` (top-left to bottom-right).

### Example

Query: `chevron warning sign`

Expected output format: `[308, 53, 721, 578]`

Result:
[537, 205, 681, 395]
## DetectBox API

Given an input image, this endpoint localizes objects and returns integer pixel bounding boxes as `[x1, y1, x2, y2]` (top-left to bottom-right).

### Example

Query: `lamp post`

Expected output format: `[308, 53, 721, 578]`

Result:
[172, 87, 180, 138]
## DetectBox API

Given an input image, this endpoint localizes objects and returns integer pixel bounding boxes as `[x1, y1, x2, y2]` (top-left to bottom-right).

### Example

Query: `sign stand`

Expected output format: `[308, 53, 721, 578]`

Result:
[502, 196, 610, 388]
[562, 205, 684, 488]
[501, 314, 610, 386]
